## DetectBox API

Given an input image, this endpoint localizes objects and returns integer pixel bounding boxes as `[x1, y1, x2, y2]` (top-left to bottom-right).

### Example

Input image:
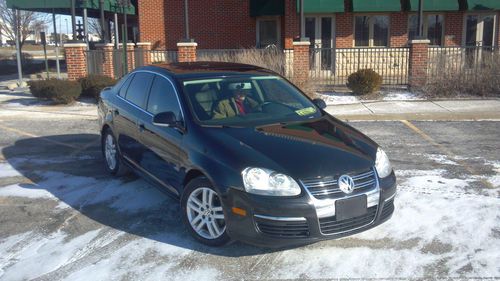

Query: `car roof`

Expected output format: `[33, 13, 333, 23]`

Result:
[135, 61, 277, 80]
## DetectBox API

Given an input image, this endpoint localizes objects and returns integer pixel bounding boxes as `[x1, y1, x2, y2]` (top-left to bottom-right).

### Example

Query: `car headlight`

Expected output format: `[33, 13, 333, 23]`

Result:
[375, 147, 393, 178]
[242, 167, 301, 196]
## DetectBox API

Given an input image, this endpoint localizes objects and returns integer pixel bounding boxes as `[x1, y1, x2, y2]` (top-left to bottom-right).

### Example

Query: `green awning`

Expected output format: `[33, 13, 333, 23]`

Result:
[296, 0, 344, 13]
[466, 0, 500, 10]
[250, 0, 285, 17]
[408, 0, 459, 11]
[353, 0, 402, 12]
[6, 0, 136, 15]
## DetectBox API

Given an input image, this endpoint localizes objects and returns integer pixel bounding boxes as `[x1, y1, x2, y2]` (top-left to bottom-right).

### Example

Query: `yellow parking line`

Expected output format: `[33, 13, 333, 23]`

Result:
[0, 122, 79, 149]
[400, 120, 494, 189]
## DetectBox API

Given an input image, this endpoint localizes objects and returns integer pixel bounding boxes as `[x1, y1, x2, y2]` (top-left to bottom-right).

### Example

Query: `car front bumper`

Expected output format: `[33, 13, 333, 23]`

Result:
[222, 171, 397, 248]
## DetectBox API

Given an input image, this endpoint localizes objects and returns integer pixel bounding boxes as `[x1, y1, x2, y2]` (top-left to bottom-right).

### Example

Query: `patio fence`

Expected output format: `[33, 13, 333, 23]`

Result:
[87, 49, 178, 78]
[309, 47, 410, 86]
[428, 46, 500, 81]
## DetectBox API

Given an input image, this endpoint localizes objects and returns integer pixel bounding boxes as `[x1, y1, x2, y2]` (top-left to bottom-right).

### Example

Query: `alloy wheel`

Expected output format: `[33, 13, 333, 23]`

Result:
[104, 134, 117, 171]
[186, 187, 226, 240]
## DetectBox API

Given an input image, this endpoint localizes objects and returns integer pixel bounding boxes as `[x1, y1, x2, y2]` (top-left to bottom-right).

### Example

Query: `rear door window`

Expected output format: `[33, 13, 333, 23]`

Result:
[118, 74, 134, 98]
[146, 75, 182, 120]
[125, 72, 154, 108]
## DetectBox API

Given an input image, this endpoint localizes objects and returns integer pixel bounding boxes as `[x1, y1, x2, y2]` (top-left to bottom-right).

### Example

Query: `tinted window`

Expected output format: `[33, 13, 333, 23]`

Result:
[147, 76, 182, 119]
[118, 74, 134, 98]
[125, 72, 154, 108]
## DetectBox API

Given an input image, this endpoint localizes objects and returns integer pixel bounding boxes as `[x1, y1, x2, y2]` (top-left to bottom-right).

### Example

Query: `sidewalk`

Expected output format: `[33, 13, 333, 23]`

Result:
[325, 99, 500, 121]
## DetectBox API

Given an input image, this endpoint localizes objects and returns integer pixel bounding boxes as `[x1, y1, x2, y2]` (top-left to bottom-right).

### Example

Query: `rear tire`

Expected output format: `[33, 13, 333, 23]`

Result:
[181, 177, 231, 246]
[101, 128, 128, 176]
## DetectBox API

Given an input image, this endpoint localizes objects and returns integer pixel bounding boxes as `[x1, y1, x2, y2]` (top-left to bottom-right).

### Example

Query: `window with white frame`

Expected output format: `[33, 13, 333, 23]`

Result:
[256, 17, 281, 48]
[354, 15, 389, 47]
[408, 14, 444, 46]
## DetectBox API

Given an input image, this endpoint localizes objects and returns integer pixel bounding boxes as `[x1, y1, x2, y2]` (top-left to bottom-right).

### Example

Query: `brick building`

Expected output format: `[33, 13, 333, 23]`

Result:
[137, 0, 500, 50]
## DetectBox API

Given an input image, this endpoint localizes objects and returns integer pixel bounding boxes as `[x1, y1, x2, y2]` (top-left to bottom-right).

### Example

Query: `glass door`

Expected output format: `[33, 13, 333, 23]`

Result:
[466, 14, 496, 47]
[305, 16, 335, 72]
[465, 14, 496, 66]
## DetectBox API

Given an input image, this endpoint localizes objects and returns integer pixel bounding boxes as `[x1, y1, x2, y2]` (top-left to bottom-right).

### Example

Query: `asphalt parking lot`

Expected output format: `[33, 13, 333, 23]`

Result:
[0, 108, 499, 280]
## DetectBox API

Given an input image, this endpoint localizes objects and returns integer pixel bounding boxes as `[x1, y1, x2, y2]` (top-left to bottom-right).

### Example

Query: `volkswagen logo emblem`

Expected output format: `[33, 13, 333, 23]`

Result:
[338, 175, 355, 194]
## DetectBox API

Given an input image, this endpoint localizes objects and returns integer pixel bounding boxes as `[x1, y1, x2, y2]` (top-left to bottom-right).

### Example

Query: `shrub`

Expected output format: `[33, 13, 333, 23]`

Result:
[79, 75, 117, 99]
[29, 79, 82, 104]
[346, 69, 383, 95]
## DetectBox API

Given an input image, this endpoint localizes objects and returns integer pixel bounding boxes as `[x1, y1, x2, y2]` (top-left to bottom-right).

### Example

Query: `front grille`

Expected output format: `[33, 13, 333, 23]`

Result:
[301, 168, 377, 200]
[319, 206, 377, 235]
[380, 198, 395, 220]
[255, 218, 309, 238]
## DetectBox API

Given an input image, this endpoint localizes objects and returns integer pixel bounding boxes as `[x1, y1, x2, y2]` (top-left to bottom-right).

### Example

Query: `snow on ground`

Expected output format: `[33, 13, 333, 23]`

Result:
[318, 92, 360, 105]
[0, 156, 499, 280]
[318, 89, 423, 105]
[382, 90, 423, 101]
[0, 163, 22, 178]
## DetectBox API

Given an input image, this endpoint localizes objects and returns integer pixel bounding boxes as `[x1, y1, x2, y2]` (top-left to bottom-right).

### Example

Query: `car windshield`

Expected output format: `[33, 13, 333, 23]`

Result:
[181, 75, 322, 127]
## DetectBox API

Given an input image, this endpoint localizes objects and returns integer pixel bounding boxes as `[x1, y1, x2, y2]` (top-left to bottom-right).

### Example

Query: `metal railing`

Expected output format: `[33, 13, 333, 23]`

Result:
[86, 49, 178, 78]
[309, 47, 410, 86]
[428, 46, 500, 80]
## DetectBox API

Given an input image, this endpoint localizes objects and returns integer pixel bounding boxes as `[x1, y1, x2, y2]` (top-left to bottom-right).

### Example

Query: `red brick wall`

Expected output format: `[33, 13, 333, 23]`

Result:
[497, 12, 500, 46]
[336, 13, 353, 48]
[444, 12, 463, 47]
[138, 0, 167, 49]
[140, 0, 257, 50]
[390, 12, 408, 47]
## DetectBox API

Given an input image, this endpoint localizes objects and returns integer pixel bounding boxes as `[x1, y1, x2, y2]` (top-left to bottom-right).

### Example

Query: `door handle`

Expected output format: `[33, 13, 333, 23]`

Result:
[113, 109, 119, 115]
[137, 122, 145, 132]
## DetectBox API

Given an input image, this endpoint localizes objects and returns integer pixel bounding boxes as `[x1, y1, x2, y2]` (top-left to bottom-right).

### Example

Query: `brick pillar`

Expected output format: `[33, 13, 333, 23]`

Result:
[95, 43, 115, 78]
[136, 42, 152, 66]
[177, 42, 197, 62]
[408, 39, 430, 89]
[64, 43, 87, 81]
[292, 41, 310, 87]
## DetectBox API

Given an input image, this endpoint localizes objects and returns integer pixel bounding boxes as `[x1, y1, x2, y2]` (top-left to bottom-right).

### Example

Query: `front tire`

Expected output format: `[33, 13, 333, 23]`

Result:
[181, 177, 230, 246]
[101, 128, 128, 176]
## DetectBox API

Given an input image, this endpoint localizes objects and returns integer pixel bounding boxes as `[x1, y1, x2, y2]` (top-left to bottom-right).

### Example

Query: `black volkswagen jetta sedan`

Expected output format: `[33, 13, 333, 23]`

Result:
[98, 62, 397, 247]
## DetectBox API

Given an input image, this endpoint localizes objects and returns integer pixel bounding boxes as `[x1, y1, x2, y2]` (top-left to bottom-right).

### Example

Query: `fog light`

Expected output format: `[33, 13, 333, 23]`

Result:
[232, 207, 247, 216]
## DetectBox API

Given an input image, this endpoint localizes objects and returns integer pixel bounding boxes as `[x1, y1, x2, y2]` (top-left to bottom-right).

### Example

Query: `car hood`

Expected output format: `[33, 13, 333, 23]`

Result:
[203, 115, 378, 180]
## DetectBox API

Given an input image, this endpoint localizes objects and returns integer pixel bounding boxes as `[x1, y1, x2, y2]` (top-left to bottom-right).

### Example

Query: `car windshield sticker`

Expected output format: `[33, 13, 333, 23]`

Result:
[295, 107, 316, 116]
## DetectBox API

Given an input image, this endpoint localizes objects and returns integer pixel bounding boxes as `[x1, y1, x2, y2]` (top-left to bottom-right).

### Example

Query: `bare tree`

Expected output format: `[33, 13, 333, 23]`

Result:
[88, 18, 104, 41]
[0, 0, 49, 49]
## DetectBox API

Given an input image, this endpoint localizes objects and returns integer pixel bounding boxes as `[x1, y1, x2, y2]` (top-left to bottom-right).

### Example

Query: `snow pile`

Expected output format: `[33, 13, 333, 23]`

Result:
[0, 163, 21, 178]
[317, 92, 360, 105]
[382, 90, 423, 101]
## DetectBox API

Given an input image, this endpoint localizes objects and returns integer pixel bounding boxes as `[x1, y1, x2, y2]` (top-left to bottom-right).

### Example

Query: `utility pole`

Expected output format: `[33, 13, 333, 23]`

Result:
[99, 0, 107, 43]
[52, 10, 61, 78]
[13, 9, 23, 87]
[71, 0, 77, 40]
[417, 0, 425, 38]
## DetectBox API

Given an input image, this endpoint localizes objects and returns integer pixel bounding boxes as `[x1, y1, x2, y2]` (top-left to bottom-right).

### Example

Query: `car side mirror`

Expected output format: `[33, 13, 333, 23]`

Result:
[152, 111, 177, 127]
[312, 98, 327, 109]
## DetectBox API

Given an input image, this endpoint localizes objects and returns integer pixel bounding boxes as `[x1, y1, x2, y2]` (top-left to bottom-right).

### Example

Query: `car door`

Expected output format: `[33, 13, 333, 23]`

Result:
[137, 74, 184, 196]
[115, 72, 154, 164]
